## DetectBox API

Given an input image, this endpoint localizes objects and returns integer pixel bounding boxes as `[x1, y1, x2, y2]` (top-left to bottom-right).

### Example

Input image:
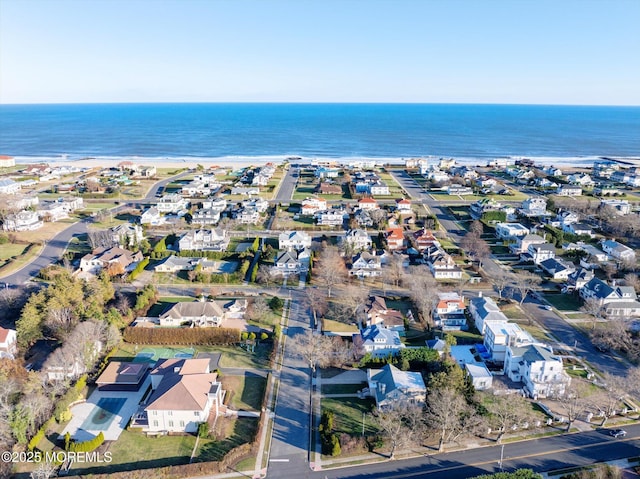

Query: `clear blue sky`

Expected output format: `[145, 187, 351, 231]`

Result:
[1, 0, 639, 105]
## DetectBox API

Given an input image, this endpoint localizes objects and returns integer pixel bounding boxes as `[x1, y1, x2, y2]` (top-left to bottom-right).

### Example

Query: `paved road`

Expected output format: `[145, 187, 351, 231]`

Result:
[275, 166, 299, 203]
[267, 294, 316, 478]
[305, 424, 640, 479]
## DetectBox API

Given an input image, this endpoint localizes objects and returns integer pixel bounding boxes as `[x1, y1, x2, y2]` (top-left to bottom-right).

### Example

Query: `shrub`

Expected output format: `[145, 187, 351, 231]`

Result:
[269, 296, 284, 312]
[68, 432, 104, 452]
[197, 422, 209, 438]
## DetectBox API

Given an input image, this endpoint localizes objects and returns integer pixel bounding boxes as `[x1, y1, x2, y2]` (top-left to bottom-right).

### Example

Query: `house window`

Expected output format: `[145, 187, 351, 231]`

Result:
[153, 420, 158, 427]
[180, 421, 185, 427]
[167, 411, 173, 416]
[168, 421, 174, 427]
[152, 411, 158, 416]
[194, 411, 200, 417]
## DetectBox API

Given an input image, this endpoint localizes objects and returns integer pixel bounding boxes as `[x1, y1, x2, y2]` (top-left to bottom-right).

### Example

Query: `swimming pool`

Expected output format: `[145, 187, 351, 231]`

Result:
[80, 397, 127, 431]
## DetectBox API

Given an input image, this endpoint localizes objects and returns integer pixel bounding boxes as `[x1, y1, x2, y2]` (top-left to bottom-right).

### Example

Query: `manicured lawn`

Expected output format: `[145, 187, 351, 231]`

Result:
[196, 417, 259, 462]
[69, 429, 195, 475]
[544, 293, 583, 311]
[322, 383, 366, 395]
[449, 330, 483, 344]
[214, 344, 272, 369]
[222, 374, 267, 410]
[321, 397, 377, 436]
[0, 243, 29, 261]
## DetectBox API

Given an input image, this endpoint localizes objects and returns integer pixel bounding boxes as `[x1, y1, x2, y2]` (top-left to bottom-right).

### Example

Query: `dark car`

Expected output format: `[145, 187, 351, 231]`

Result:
[610, 429, 627, 438]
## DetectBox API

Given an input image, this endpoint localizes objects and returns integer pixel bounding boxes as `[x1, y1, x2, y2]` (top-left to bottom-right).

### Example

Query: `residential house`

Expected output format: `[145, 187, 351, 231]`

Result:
[202, 197, 227, 212]
[236, 208, 260, 225]
[593, 161, 618, 179]
[600, 199, 631, 215]
[96, 362, 149, 391]
[144, 358, 224, 434]
[224, 299, 248, 319]
[579, 278, 640, 317]
[316, 182, 342, 195]
[366, 364, 426, 410]
[0, 179, 21, 194]
[539, 257, 575, 280]
[520, 197, 548, 217]
[278, 231, 312, 251]
[180, 180, 212, 197]
[301, 197, 327, 215]
[601, 239, 636, 262]
[37, 201, 69, 222]
[370, 181, 390, 196]
[465, 363, 494, 391]
[557, 210, 580, 226]
[241, 197, 269, 213]
[2, 210, 43, 232]
[342, 229, 372, 252]
[447, 185, 473, 195]
[0, 327, 17, 358]
[385, 227, 405, 250]
[567, 173, 595, 187]
[160, 301, 225, 327]
[511, 233, 546, 254]
[356, 324, 404, 358]
[140, 207, 165, 226]
[434, 292, 467, 330]
[358, 197, 379, 210]
[413, 229, 440, 251]
[364, 296, 404, 331]
[565, 268, 595, 292]
[468, 294, 509, 334]
[111, 223, 144, 247]
[273, 248, 310, 277]
[557, 185, 583, 197]
[156, 193, 189, 213]
[349, 252, 382, 278]
[315, 208, 347, 226]
[484, 320, 535, 364]
[80, 247, 143, 275]
[470, 198, 503, 219]
[314, 167, 340, 179]
[495, 222, 530, 240]
[230, 186, 259, 196]
[0, 155, 15, 167]
[563, 222, 593, 237]
[192, 208, 221, 225]
[505, 344, 570, 399]
[428, 250, 463, 279]
[138, 165, 157, 177]
[179, 229, 230, 252]
[527, 243, 556, 264]
[395, 198, 412, 213]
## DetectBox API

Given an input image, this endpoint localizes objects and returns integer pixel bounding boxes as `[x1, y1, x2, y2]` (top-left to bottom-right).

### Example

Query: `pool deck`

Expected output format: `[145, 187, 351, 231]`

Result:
[61, 376, 151, 442]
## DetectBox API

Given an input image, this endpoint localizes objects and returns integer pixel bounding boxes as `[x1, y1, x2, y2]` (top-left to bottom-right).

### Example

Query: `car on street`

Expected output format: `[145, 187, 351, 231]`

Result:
[542, 305, 552, 310]
[609, 429, 627, 438]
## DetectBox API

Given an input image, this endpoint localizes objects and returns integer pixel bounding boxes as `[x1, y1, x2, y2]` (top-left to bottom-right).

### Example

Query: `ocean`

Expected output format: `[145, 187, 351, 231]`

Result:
[0, 103, 639, 166]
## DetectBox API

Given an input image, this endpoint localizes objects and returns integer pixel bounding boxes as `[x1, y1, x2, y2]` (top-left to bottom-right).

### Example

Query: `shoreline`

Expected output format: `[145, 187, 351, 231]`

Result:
[9, 154, 640, 170]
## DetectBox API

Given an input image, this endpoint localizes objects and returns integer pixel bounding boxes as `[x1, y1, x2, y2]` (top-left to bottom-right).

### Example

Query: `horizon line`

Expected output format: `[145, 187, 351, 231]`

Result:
[1, 100, 640, 108]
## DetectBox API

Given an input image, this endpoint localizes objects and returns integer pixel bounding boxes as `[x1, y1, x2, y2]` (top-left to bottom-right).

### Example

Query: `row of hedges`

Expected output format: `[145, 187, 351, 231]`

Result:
[27, 417, 56, 451]
[123, 327, 241, 345]
[128, 257, 149, 281]
[67, 431, 105, 452]
[53, 375, 88, 422]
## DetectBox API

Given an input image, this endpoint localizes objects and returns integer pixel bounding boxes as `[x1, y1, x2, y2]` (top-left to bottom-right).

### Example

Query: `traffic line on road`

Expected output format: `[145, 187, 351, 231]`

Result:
[269, 458, 290, 462]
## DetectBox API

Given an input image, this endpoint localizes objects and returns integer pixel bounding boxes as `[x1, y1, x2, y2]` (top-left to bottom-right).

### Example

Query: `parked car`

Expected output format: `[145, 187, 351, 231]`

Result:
[609, 429, 627, 438]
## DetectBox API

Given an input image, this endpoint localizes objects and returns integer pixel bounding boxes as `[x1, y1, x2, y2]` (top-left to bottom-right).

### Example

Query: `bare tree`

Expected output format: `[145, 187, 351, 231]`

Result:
[592, 372, 626, 427]
[581, 297, 605, 329]
[339, 284, 370, 326]
[557, 383, 591, 432]
[287, 329, 334, 372]
[590, 318, 633, 355]
[424, 387, 476, 452]
[45, 306, 75, 340]
[513, 271, 542, 305]
[493, 270, 514, 300]
[469, 220, 484, 237]
[483, 392, 533, 443]
[405, 266, 438, 324]
[370, 402, 423, 459]
[304, 287, 328, 327]
[247, 297, 271, 323]
[30, 461, 57, 479]
[256, 264, 277, 286]
[383, 254, 405, 288]
[328, 336, 354, 368]
[314, 245, 347, 297]
[368, 208, 388, 230]
[87, 229, 113, 250]
[624, 272, 640, 293]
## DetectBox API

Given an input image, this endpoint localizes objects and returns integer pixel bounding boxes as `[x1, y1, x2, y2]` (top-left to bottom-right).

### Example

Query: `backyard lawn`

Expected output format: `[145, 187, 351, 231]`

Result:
[543, 293, 583, 311]
[321, 397, 377, 437]
[222, 374, 267, 410]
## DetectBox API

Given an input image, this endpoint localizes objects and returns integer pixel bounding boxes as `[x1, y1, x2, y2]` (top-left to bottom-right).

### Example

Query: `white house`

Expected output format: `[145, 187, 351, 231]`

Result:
[557, 185, 582, 197]
[192, 208, 221, 225]
[156, 193, 189, 213]
[601, 239, 636, 262]
[179, 229, 229, 252]
[111, 223, 144, 247]
[468, 294, 509, 334]
[315, 208, 347, 226]
[539, 257, 576, 280]
[579, 277, 640, 317]
[342, 229, 372, 252]
[144, 358, 224, 434]
[140, 207, 165, 225]
[356, 325, 404, 358]
[495, 222, 530, 239]
[2, 210, 43, 232]
[0, 179, 21, 195]
[80, 247, 143, 275]
[0, 156, 15, 168]
[511, 233, 546, 254]
[273, 248, 310, 276]
[527, 243, 556, 264]
[301, 197, 327, 215]
[278, 231, 312, 251]
[349, 252, 382, 278]
[504, 344, 570, 399]
[600, 199, 631, 215]
[465, 363, 493, 391]
[0, 327, 17, 358]
[159, 301, 225, 327]
[520, 197, 548, 217]
[428, 251, 463, 279]
[434, 292, 467, 330]
[370, 181, 390, 196]
[484, 320, 535, 364]
[366, 364, 426, 410]
[357, 198, 379, 210]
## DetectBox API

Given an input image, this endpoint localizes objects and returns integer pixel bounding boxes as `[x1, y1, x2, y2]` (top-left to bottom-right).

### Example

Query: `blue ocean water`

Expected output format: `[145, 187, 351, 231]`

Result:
[0, 103, 638, 163]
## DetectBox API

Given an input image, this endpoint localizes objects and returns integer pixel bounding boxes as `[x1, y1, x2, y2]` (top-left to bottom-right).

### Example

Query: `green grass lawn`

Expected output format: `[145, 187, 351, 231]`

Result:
[196, 417, 259, 462]
[544, 293, 583, 311]
[322, 383, 366, 395]
[0, 243, 29, 261]
[213, 344, 272, 369]
[321, 397, 377, 436]
[69, 429, 195, 475]
[222, 374, 267, 410]
[449, 330, 483, 344]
